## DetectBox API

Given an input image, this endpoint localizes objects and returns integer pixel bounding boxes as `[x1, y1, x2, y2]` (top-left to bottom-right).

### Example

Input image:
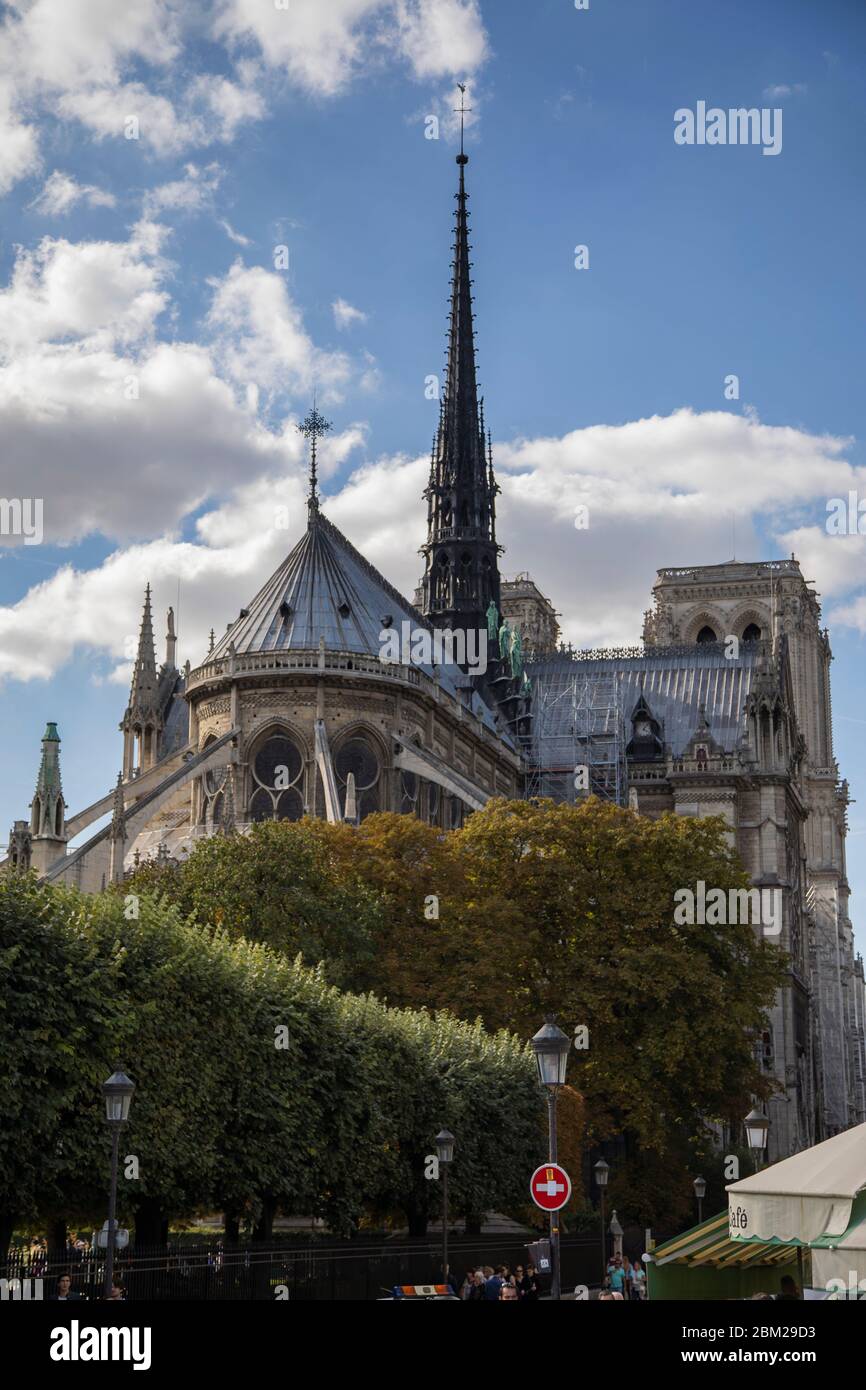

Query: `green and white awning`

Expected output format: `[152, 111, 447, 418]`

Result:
[727, 1123, 866, 1246]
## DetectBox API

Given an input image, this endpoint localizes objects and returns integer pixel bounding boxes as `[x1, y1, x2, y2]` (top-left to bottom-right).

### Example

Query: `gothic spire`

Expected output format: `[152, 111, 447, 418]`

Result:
[121, 584, 164, 777]
[110, 772, 125, 837]
[31, 722, 65, 841]
[420, 103, 502, 639]
[127, 585, 159, 718]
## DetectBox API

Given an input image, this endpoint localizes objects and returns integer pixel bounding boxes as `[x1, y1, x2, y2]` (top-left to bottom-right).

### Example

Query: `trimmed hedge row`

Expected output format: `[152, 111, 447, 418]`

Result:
[0, 874, 545, 1242]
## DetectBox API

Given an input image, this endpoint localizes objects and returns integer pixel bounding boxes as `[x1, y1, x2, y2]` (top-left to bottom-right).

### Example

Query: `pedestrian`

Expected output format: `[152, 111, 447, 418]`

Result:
[50, 1272, 82, 1301]
[484, 1265, 503, 1300]
[778, 1275, 800, 1302]
[521, 1262, 541, 1301]
[105, 1279, 125, 1301]
[607, 1255, 627, 1297]
[500, 1278, 518, 1301]
[630, 1256, 647, 1301]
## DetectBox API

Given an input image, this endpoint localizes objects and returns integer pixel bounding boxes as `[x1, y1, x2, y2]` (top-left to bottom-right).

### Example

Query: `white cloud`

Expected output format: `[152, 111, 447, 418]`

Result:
[56, 82, 202, 155]
[0, 76, 40, 193]
[219, 218, 252, 247]
[3, 407, 862, 683]
[332, 297, 368, 330]
[0, 429, 362, 682]
[0, 220, 363, 546]
[214, 0, 487, 97]
[31, 169, 117, 215]
[189, 73, 265, 141]
[3, 0, 180, 93]
[0, 0, 488, 190]
[206, 261, 351, 398]
[489, 410, 861, 647]
[392, 0, 488, 81]
[0, 225, 170, 352]
[143, 162, 222, 216]
[762, 83, 807, 98]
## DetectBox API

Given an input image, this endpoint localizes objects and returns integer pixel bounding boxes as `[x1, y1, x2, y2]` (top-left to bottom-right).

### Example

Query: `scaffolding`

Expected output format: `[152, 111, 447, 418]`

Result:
[525, 661, 629, 806]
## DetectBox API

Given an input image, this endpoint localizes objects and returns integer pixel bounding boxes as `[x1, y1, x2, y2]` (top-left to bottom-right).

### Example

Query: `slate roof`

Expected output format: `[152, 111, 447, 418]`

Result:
[528, 643, 769, 764]
[210, 506, 509, 742]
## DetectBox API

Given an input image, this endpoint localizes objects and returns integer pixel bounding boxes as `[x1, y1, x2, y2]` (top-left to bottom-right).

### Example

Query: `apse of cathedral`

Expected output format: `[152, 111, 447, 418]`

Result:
[5, 139, 865, 1164]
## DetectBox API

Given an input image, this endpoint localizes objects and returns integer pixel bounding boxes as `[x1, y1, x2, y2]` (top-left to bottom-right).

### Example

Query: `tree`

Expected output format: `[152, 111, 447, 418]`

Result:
[122, 821, 384, 993]
[450, 798, 785, 1157]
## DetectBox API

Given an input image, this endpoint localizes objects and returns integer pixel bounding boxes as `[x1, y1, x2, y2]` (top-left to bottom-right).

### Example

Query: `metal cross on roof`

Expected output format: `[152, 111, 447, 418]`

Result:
[455, 82, 471, 160]
[297, 405, 333, 507]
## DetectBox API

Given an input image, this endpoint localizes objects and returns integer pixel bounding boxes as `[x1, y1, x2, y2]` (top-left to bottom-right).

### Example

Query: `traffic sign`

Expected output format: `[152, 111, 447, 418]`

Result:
[530, 1162, 572, 1212]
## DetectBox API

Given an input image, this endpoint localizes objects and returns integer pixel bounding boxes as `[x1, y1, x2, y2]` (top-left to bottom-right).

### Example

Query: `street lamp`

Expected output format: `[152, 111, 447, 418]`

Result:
[435, 1129, 455, 1288]
[744, 1106, 768, 1172]
[102, 1066, 135, 1300]
[594, 1158, 610, 1287]
[693, 1175, 707, 1224]
[530, 1016, 571, 1302]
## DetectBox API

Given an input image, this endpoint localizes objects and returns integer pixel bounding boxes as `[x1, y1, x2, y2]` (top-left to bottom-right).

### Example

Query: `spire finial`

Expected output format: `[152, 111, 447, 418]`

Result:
[297, 400, 333, 516]
[455, 81, 471, 164]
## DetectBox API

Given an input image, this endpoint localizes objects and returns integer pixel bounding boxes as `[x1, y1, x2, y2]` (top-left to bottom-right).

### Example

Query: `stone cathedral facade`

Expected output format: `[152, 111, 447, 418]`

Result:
[4, 145, 864, 1162]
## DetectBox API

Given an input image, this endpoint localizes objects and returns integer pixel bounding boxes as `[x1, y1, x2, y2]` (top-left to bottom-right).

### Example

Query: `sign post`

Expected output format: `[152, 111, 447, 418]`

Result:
[530, 1160, 572, 1299]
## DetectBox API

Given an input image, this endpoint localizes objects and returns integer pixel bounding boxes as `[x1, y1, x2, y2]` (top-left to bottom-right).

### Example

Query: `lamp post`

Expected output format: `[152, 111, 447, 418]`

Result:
[102, 1066, 135, 1300]
[693, 1175, 707, 1224]
[530, 1016, 571, 1302]
[594, 1158, 610, 1287]
[435, 1129, 455, 1288]
[744, 1106, 769, 1174]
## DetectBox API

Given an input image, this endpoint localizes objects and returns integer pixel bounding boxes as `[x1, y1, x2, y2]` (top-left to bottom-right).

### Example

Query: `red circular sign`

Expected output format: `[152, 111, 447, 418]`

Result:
[530, 1162, 572, 1212]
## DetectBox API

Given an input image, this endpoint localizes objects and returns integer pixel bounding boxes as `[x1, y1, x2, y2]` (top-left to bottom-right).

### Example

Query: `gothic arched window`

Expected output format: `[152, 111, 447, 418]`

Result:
[696, 625, 717, 644]
[335, 737, 380, 821]
[743, 623, 762, 643]
[249, 732, 304, 822]
[200, 735, 226, 828]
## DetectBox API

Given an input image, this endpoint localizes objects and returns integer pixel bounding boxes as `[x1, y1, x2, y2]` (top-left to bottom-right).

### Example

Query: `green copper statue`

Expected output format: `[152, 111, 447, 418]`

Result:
[498, 619, 512, 663]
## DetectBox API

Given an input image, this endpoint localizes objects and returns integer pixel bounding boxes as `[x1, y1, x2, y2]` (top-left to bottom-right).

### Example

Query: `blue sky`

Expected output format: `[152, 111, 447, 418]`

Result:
[1, 0, 865, 940]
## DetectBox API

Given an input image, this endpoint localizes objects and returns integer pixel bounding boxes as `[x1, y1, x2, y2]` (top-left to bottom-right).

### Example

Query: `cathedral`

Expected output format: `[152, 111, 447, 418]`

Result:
[4, 138, 864, 1164]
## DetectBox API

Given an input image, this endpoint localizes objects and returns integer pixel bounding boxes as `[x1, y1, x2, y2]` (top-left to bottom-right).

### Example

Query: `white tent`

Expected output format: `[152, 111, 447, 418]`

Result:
[727, 1123, 866, 1245]
[810, 1211, 866, 1293]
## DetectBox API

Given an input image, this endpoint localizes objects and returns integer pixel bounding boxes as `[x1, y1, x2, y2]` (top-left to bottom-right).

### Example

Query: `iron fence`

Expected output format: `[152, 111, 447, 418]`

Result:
[2, 1234, 603, 1301]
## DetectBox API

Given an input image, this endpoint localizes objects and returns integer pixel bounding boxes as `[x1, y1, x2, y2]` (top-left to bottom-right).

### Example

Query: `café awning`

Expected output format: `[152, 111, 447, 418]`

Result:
[646, 1211, 800, 1300]
[727, 1123, 866, 1245]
